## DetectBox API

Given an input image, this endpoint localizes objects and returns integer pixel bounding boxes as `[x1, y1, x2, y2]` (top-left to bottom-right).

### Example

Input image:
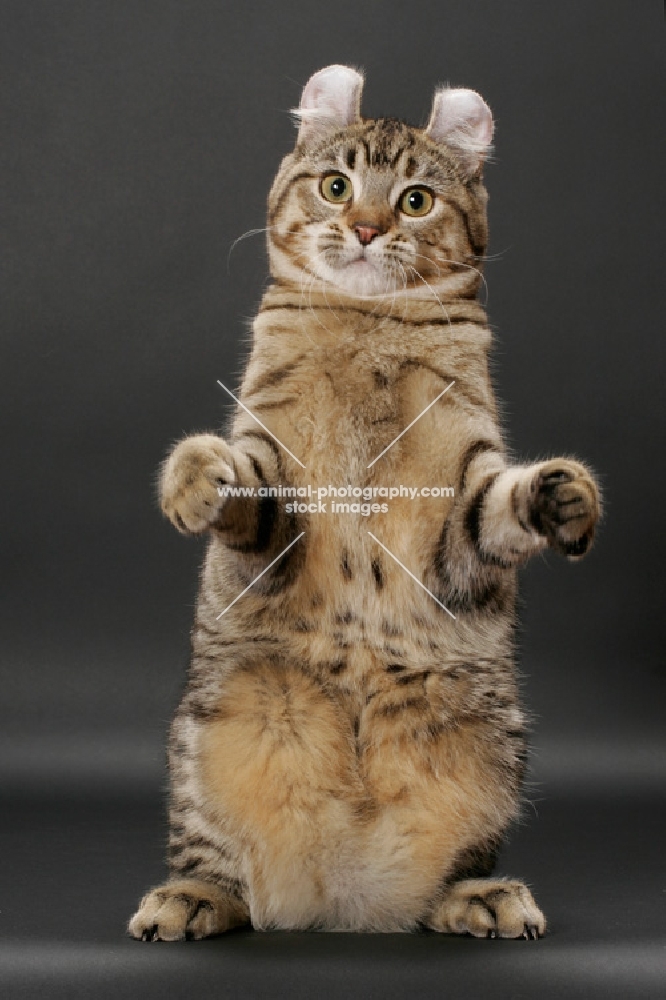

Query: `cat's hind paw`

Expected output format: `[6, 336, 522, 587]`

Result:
[427, 878, 547, 939]
[128, 879, 248, 942]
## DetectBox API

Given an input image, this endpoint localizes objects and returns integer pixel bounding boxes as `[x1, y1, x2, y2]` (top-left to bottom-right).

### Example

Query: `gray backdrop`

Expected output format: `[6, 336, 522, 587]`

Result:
[1, 0, 664, 792]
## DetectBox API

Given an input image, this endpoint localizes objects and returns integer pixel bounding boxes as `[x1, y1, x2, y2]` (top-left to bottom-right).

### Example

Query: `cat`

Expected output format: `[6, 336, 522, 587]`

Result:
[129, 65, 600, 941]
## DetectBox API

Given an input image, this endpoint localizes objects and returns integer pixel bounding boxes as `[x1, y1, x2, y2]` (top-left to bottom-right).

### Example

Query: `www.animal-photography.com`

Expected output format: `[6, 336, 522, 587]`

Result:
[1, 2, 663, 998]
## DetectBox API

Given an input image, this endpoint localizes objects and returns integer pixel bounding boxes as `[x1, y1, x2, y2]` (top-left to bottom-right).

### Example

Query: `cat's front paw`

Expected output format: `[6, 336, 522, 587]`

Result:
[528, 459, 600, 559]
[128, 879, 248, 942]
[160, 434, 236, 534]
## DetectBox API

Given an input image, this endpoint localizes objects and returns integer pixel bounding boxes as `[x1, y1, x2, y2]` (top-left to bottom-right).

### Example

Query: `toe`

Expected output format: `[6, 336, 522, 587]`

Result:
[150, 894, 196, 941]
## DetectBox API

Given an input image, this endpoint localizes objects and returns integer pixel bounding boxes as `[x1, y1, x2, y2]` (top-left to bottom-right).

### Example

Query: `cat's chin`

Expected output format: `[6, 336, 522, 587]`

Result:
[322, 261, 397, 300]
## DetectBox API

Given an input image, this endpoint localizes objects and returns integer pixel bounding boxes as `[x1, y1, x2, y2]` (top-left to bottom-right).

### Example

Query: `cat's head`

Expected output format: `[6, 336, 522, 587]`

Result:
[267, 65, 493, 300]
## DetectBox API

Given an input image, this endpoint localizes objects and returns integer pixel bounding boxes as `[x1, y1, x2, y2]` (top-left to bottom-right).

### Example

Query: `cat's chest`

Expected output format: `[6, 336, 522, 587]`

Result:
[283, 341, 456, 481]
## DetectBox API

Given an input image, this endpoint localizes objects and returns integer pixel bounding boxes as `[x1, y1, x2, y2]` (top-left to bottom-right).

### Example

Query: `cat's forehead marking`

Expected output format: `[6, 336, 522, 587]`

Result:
[307, 118, 456, 188]
[314, 119, 413, 166]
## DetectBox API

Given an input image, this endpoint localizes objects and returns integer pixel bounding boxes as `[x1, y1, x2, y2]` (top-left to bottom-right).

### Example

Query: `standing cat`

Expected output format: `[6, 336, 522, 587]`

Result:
[129, 65, 600, 941]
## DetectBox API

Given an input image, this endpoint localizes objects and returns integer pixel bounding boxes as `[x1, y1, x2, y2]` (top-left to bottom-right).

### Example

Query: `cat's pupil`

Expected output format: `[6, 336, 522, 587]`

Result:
[331, 178, 346, 197]
[408, 191, 424, 211]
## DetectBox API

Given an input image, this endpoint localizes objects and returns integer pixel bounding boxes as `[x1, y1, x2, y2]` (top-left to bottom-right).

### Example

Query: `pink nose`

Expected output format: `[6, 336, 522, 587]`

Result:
[354, 224, 381, 246]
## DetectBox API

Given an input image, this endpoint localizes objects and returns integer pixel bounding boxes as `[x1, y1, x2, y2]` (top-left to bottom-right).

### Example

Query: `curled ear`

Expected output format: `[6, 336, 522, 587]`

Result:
[293, 64, 364, 143]
[425, 87, 494, 176]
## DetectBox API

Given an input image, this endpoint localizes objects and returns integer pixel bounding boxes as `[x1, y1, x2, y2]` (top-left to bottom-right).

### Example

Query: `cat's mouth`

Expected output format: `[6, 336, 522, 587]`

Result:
[347, 246, 378, 267]
[325, 248, 379, 276]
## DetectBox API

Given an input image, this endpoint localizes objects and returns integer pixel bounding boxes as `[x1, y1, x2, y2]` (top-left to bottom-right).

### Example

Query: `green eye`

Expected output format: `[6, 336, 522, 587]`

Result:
[320, 173, 352, 204]
[400, 187, 434, 217]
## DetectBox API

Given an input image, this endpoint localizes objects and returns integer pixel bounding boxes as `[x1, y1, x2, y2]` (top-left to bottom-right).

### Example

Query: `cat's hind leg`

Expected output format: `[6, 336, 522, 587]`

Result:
[128, 878, 250, 941]
[425, 878, 546, 940]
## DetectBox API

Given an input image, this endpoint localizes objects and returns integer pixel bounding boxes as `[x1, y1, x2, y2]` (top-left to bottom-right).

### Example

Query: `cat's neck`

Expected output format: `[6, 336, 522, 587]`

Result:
[261, 281, 488, 328]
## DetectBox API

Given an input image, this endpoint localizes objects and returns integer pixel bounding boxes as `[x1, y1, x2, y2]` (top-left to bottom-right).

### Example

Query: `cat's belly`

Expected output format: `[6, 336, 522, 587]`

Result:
[196, 657, 519, 931]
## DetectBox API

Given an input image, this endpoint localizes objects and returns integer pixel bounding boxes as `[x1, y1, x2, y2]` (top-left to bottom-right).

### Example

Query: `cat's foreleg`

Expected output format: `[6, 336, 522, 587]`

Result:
[461, 454, 601, 565]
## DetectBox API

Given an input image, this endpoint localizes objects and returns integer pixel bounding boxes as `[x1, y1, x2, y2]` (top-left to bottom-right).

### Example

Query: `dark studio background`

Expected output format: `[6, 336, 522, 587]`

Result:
[1, 2, 664, 997]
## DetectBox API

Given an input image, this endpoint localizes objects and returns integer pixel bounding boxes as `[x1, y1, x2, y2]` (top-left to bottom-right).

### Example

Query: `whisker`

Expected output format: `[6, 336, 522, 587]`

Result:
[396, 261, 409, 320]
[410, 251, 489, 307]
[407, 265, 452, 329]
[227, 227, 274, 270]
[469, 246, 513, 263]
[296, 257, 323, 347]
[388, 241, 489, 304]
[305, 251, 340, 337]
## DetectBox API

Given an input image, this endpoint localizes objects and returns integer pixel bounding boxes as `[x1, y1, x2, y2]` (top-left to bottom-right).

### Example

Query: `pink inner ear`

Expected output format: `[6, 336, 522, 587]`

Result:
[298, 65, 364, 131]
[426, 88, 494, 163]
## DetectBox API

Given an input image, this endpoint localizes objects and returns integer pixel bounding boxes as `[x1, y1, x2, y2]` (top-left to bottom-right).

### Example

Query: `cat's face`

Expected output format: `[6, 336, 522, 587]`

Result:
[267, 66, 493, 301]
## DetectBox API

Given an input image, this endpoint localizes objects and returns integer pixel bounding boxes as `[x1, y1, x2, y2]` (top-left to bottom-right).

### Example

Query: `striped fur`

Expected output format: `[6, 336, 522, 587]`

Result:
[129, 68, 599, 942]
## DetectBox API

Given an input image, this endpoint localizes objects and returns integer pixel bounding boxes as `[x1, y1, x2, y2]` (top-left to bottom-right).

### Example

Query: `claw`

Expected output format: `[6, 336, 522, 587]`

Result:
[563, 534, 590, 557]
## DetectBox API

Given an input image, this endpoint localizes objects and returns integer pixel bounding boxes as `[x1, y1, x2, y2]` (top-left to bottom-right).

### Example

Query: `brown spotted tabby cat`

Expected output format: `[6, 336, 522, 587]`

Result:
[129, 65, 600, 941]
